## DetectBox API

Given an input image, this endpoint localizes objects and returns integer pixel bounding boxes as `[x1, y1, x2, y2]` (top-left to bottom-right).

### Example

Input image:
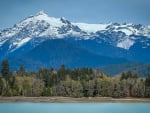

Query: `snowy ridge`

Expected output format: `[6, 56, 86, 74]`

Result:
[73, 22, 150, 37]
[72, 23, 109, 33]
[0, 10, 150, 51]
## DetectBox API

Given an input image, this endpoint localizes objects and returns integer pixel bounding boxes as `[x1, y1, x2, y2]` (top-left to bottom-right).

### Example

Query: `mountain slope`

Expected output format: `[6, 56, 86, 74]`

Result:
[66, 36, 150, 62]
[8, 39, 128, 70]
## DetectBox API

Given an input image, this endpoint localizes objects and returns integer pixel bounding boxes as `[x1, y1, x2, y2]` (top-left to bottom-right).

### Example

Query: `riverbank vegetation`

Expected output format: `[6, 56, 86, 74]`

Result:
[0, 60, 150, 98]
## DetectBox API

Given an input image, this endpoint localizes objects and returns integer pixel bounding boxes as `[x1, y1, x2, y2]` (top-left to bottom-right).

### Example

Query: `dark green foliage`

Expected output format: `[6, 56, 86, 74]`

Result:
[0, 77, 3, 95]
[42, 87, 52, 96]
[145, 75, 150, 97]
[0, 61, 149, 98]
[145, 75, 150, 87]
[18, 65, 26, 76]
[120, 71, 139, 80]
[1, 60, 10, 80]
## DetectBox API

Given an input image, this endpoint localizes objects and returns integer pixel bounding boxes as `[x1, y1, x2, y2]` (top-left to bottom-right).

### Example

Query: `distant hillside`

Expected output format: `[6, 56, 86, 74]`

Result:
[8, 39, 128, 70]
[100, 62, 150, 77]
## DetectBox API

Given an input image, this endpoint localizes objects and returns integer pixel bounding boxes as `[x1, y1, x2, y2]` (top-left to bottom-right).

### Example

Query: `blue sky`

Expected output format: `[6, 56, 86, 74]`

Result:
[0, 0, 150, 29]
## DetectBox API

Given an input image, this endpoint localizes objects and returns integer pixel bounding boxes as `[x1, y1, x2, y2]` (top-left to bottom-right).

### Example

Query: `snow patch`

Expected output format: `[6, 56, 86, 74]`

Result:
[17, 37, 31, 48]
[147, 43, 150, 46]
[9, 37, 31, 52]
[10, 37, 32, 52]
[73, 23, 108, 33]
[117, 38, 134, 50]
[114, 29, 133, 35]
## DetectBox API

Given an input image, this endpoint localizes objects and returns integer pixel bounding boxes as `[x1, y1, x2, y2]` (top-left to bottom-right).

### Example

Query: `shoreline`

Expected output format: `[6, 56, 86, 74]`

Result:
[0, 97, 150, 103]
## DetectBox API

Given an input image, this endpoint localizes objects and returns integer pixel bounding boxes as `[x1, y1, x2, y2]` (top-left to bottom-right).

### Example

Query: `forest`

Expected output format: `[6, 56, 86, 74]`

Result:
[0, 60, 150, 98]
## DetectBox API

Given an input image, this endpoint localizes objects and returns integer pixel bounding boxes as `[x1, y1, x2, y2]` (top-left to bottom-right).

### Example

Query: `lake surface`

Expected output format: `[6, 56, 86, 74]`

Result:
[0, 103, 150, 113]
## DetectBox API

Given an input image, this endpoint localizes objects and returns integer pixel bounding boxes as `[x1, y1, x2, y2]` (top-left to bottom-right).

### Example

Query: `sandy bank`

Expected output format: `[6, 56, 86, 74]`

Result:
[0, 97, 150, 103]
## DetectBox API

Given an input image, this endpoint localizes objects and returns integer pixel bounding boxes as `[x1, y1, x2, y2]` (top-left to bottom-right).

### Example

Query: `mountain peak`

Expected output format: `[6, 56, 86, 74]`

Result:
[60, 17, 71, 24]
[36, 10, 48, 16]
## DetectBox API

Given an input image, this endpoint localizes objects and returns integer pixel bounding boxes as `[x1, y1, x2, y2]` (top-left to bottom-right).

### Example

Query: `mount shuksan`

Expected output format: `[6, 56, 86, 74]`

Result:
[0, 11, 150, 70]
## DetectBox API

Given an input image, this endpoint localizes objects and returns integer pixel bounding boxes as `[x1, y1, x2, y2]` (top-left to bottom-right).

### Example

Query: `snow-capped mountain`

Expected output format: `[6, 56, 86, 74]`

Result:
[0, 11, 83, 53]
[0, 11, 150, 69]
[73, 22, 150, 49]
[0, 11, 150, 51]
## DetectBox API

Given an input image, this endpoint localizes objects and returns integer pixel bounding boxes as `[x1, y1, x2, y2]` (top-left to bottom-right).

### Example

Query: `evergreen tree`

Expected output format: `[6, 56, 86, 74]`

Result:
[0, 77, 3, 95]
[145, 75, 150, 87]
[1, 60, 10, 81]
[120, 72, 126, 80]
[18, 65, 26, 76]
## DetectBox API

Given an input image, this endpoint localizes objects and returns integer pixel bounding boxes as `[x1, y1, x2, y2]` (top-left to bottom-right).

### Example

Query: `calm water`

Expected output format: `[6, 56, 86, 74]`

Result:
[0, 103, 150, 113]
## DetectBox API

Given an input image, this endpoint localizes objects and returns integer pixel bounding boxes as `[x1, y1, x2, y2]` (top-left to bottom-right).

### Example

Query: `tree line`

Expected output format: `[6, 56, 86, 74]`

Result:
[0, 59, 150, 98]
